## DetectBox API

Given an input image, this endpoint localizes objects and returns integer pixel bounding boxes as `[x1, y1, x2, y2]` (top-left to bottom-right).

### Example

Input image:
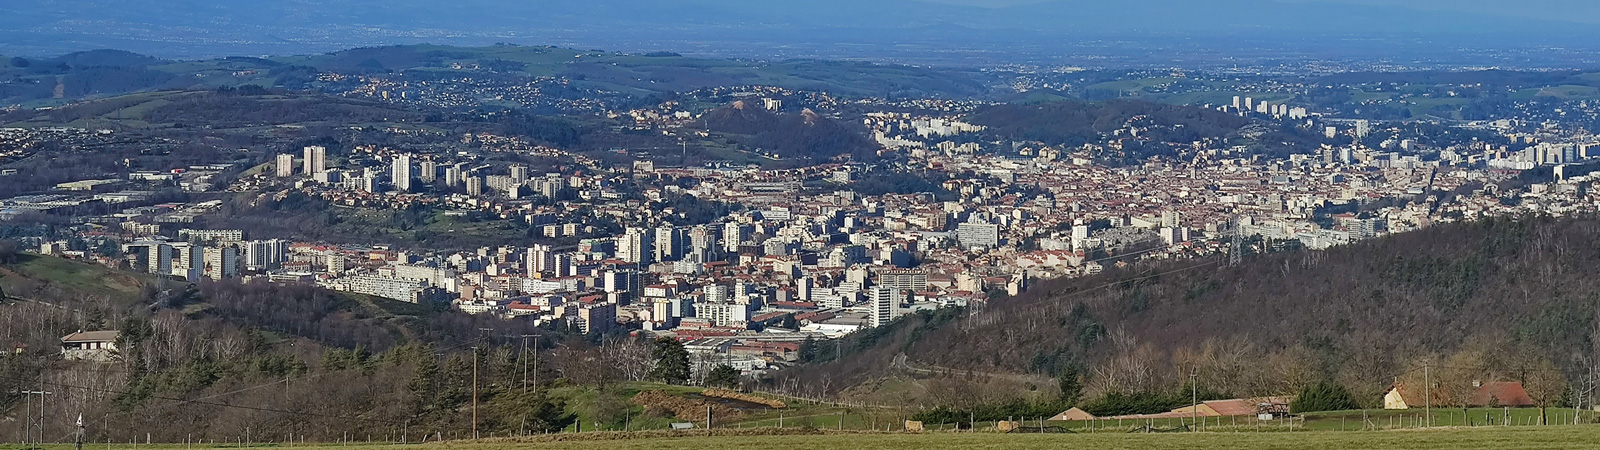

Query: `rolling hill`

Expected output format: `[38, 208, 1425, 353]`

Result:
[0, 251, 558, 442]
[0, 44, 993, 107]
[700, 100, 881, 162]
[775, 216, 1600, 411]
[5, 0, 1600, 61]
[965, 99, 1331, 163]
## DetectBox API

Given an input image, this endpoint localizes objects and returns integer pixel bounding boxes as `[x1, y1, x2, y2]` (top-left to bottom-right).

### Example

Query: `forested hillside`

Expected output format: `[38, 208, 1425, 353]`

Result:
[967, 99, 1329, 163]
[969, 100, 1248, 147]
[774, 216, 1600, 416]
[701, 100, 880, 162]
[0, 251, 570, 443]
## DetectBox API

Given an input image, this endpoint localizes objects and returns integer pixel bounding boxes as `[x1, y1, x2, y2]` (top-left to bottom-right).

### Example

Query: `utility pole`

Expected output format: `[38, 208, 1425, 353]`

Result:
[22, 388, 52, 447]
[519, 334, 538, 395]
[474, 327, 491, 440]
[533, 335, 539, 395]
[1424, 363, 1431, 428]
[520, 334, 530, 395]
[472, 345, 480, 440]
[1190, 369, 1198, 431]
[24, 385, 30, 448]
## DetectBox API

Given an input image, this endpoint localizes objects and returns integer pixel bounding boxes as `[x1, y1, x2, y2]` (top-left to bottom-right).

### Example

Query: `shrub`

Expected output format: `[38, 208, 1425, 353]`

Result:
[1292, 381, 1361, 413]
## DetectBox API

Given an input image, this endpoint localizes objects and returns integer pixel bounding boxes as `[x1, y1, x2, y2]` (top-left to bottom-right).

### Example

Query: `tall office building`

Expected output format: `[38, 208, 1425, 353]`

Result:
[509, 165, 528, 183]
[878, 269, 928, 293]
[535, 177, 563, 199]
[602, 270, 641, 301]
[526, 244, 554, 275]
[419, 160, 438, 183]
[444, 164, 463, 187]
[704, 284, 730, 303]
[244, 239, 289, 271]
[956, 221, 1000, 249]
[392, 154, 413, 192]
[868, 286, 899, 328]
[689, 223, 722, 256]
[654, 225, 684, 262]
[696, 302, 750, 327]
[203, 246, 239, 280]
[722, 223, 752, 253]
[650, 299, 672, 323]
[797, 276, 814, 302]
[669, 298, 695, 319]
[172, 243, 202, 280]
[147, 244, 173, 275]
[327, 254, 346, 274]
[275, 154, 295, 177]
[302, 146, 327, 175]
[1161, 210, 1181, 228]
[1072, 224, 1091, 248]
[576, 303, 617, 334]
[552, 253, 574, 278]
[357, 175, 380, 193]
[618, 227, 655, 264]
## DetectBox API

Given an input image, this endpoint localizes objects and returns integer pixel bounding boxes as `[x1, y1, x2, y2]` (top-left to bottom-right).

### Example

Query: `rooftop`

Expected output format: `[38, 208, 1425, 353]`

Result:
[62, 330, 119, 343]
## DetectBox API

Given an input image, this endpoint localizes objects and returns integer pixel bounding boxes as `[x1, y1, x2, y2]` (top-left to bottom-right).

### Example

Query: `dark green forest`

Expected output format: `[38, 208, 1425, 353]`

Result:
[700, 102, 881, 162]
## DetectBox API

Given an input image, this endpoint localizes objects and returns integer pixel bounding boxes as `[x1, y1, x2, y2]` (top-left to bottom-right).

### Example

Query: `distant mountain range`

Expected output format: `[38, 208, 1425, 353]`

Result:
[0, 45, 994, 107]
[4, 0, 1600, 64]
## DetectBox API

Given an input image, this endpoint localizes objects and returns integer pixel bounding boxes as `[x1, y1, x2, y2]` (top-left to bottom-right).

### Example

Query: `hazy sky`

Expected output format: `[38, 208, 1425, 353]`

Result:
[921, 0, 1600, 22]
[1314, 0, 1600, 23]
[921, 0, 1050, 6]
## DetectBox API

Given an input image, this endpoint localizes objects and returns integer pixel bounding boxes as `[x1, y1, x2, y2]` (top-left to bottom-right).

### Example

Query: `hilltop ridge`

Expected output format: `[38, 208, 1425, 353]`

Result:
[777, 216, 1600, 411]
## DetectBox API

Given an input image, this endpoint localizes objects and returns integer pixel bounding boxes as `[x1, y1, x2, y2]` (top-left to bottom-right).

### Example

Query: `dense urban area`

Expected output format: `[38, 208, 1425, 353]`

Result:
[7, 40, 1600, 447]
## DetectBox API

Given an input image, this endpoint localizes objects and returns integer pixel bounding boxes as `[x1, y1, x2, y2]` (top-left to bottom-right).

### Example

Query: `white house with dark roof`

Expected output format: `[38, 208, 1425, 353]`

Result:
[61, 330, 119, 362]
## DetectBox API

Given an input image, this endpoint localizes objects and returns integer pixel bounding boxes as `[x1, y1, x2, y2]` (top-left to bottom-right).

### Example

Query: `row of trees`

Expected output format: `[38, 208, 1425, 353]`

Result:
[555, 335, 741, 390]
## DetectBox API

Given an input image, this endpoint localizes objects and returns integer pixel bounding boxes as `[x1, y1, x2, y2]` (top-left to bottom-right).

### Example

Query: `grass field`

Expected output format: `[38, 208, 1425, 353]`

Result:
[1537, 85, 1600, 99]
[1161, 90, 1293, 106]
[0, 253, 147, 298]
[10, 426, 1600, 450]
[1085, 77, 1181, 93]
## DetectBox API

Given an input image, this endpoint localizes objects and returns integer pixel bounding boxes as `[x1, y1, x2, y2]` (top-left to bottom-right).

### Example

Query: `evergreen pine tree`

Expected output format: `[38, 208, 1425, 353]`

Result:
[649, 337, 691, 385]
[1058, 365, 1083, 406]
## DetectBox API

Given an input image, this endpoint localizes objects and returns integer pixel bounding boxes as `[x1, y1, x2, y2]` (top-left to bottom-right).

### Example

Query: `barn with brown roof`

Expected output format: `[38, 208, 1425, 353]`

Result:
[1467, 381, 1535, 407]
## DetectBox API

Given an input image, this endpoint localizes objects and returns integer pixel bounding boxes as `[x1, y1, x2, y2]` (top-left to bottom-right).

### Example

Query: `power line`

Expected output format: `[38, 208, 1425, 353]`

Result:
[1075, 244, 1169, 266]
